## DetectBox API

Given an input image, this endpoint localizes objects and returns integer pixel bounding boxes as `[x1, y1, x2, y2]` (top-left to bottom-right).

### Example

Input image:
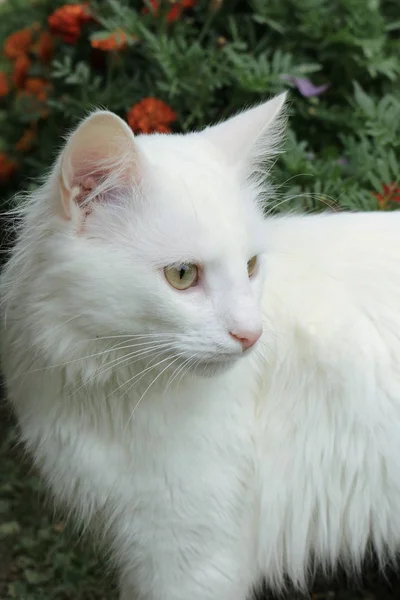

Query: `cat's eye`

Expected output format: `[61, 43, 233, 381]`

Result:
[164, 263, 199, 290]
[247, 256, 258, 277]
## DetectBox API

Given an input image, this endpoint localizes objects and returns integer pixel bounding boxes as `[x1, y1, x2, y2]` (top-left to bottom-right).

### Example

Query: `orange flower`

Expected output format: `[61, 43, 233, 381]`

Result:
[375, 182, 400, 209]
[0, 72, 9, 97]
[91, 30, 129, 51]
[127, 97, 177, 134]
[48, 3, 92, 44]
[33, 31, 55, 63]
[3, 27, 32, 59]
[0, 152, 17, 183]
[12, 55, 31, 88]
[23, 77, 51, 102]
[143, 0, 196, 23]
[15, 127, 36, 152]
[17, 78, 51, 119]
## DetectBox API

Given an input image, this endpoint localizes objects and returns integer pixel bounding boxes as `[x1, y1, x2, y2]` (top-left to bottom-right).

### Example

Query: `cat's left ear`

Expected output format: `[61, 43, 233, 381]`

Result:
[58, 110, 141, 220]
[201, 93, 287, 172]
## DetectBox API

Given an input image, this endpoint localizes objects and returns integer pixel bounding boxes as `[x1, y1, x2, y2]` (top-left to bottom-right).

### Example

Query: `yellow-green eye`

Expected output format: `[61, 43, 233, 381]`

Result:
[247, 255, 258, 277]
[164, 264, 199, 290]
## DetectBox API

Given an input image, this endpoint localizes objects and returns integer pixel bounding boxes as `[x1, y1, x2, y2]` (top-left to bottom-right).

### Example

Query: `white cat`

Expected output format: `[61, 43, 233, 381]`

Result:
[2, 93, 400, 600]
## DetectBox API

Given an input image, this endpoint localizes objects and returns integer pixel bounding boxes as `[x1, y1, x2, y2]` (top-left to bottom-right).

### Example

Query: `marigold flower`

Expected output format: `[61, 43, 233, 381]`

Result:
[33, 31, 55, 63]
[127, 97, 177, 134]
[23, 77, 51, 102]
[91, 30, 129, 51]
[48, 3, 92, 44]
[12, 55, 31, 88]
[15, 127, 36, 152]
[144, 0, 196, 23]
[375, 182, 400, 209]
[0, 152, 17, 183]
[17, 78, 51, 119]
[0, 72, 9, 97]
[3, 27, 32, 59]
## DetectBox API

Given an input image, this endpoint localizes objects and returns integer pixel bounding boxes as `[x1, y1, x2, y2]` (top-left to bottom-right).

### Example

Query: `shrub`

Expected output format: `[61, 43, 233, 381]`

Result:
[0, 0, 399, 213]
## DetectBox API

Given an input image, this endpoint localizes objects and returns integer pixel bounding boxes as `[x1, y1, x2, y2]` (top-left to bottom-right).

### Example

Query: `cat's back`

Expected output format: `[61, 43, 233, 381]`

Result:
[259, 210, 400, 432]
[255, 211, 400, 587]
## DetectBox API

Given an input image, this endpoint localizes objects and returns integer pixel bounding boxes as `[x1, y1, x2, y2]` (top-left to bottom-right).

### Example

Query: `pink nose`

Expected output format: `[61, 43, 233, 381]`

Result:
[230, 329, 262, 350]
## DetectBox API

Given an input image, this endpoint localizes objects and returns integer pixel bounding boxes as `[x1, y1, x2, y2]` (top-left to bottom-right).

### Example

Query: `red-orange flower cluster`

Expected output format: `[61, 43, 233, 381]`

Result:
[3, 26, 33, 59]
[12, 55, 31, 88]
[0, 24, 56, 180]
[91, 30, 129, 52]
[0, 152, 17, 183]
[0, 72, 9, 97]
[23, 77, 51, 103]
[16, 77, 51, 120]
[48, 3, 92, 44]
[144, 0, 197, 23]
[3, 25, 54, 90]
[33, 31, 55, 63]
[127, 97, 177, 134]
[375, 182, 400, 209]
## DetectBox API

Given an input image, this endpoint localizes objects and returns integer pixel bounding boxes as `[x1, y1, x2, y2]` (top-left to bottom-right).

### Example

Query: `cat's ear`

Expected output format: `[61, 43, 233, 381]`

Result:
[58, 110, 141, 220]
[201, 93, 287, 172]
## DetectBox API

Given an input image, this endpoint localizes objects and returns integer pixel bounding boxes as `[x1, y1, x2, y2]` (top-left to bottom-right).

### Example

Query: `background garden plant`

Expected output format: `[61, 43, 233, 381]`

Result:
[0, 0, 399, 214]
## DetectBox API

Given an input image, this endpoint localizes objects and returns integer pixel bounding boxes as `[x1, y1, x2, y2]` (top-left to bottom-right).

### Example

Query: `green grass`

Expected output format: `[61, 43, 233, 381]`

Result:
[1, 403, 400, 600]
[0, 406, 118, 600]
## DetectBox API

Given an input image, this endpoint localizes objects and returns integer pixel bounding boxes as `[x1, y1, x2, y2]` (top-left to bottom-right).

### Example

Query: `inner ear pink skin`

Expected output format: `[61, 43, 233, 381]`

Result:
[74, 176, 97, 205]
[58, 111, 141, 221]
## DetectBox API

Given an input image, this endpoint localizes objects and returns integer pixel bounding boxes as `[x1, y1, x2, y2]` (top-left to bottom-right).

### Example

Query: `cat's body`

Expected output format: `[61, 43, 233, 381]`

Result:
[2, 96, 400, 599]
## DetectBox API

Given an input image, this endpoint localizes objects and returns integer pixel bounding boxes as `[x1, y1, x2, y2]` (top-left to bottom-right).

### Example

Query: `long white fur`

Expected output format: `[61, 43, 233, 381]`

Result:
[2, 94, 400, 600]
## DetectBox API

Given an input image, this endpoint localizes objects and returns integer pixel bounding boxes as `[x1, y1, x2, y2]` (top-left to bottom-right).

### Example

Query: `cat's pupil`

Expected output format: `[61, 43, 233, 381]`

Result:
[163, 263, 198, 290]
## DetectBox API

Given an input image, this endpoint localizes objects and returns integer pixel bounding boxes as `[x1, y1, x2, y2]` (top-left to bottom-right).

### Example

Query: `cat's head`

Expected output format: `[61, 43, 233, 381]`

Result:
[24, 95, 286, 375]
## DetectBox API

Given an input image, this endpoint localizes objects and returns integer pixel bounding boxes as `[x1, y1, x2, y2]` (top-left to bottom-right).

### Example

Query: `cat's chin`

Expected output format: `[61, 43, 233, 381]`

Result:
[187, 356, 240, 378]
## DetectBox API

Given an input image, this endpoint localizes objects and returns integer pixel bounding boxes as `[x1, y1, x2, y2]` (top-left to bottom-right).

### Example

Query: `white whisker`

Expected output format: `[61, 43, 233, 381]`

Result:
[70, 343, 177, 396]
[106, 352, 177, 401]
[11, 337, 178, 381]
[164, 353, 199, 393]
[123, 353, 186, 434]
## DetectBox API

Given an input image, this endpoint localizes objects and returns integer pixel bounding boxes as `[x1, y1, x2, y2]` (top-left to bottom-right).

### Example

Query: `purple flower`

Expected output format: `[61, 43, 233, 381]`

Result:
[337, 157, 348, 166]
[281, 75, 330, 97]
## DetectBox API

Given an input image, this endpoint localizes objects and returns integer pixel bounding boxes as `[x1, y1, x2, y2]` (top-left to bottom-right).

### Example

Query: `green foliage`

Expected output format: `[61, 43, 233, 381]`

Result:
[0, 0, 399, 213]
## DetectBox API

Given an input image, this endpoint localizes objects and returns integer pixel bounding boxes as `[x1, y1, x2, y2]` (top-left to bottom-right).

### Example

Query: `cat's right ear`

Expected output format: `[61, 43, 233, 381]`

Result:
[201, 93, 287, 174]
[58, 110, 141, 221]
